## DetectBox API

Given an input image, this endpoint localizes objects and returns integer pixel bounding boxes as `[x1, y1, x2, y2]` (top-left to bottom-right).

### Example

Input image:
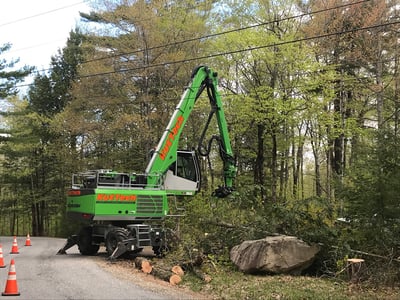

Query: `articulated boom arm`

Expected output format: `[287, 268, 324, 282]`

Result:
[60, 66, 236, 259]
[145, 66, 236, 197]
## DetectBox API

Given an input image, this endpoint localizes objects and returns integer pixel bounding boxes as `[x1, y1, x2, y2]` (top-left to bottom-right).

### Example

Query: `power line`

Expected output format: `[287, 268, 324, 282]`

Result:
[7, 39, 68, 54]
[33, 72, 384, 105]
[27, 0, 371, 76]
[77, 20, 400, 80]
[14, 0, 398, 89]
[13, 18, 398, 91]
[0, 1, 86, 28]
[80, 0, 371, 65]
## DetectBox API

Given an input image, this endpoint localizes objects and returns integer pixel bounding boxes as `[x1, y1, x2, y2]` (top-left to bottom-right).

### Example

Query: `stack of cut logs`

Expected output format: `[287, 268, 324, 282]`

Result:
[133, 256, 211, 285]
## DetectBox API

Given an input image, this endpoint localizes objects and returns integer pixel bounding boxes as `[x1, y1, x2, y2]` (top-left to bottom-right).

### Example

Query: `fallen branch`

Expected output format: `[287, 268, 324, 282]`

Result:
[330, 246, 400, 263]
[173, 253, 212, 282]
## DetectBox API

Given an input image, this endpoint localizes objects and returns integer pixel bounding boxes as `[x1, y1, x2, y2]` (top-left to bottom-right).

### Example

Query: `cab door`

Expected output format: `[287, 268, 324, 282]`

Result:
[164, 150, 200, 195]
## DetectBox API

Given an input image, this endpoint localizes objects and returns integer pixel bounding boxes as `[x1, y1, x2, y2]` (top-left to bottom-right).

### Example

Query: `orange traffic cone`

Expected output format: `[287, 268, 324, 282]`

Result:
[10, 237, 19, 254]
[2, 259, 20, 296]
[0, 244, 5, 268]
[24, 234, 32, 247]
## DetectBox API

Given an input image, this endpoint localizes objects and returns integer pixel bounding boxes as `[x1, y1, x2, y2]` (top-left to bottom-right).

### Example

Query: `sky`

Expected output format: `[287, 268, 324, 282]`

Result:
[0, 0, 90, 94]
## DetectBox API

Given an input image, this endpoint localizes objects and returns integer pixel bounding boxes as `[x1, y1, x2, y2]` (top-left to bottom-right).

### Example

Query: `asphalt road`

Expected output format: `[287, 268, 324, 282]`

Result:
[0, 236, 192, 300]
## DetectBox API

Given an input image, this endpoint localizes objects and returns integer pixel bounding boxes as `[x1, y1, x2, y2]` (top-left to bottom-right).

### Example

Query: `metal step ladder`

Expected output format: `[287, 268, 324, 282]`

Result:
[134, 224, 152, 247]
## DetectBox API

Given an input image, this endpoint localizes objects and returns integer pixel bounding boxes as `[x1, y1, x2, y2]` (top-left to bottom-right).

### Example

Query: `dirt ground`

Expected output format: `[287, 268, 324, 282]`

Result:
[94, 247, 213, 300]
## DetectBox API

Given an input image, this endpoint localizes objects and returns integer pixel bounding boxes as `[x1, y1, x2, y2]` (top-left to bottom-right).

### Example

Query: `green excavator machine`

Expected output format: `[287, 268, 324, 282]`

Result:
[57, 66, 237, 259]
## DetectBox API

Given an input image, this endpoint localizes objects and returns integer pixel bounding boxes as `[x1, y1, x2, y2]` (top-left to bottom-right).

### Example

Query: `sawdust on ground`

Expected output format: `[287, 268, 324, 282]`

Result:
[93, 247, 213, 300]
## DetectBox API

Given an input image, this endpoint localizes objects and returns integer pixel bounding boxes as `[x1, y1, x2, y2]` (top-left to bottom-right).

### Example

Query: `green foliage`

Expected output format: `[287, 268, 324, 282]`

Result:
[338, 130, 400, 253]
[173, 185, 337, 273]
[55, 0, 215, 173]
[1, 0, 400, 287]
[263, 197, 337, 244]
[29, 30, 83, 116]
[0, 43, 34, 98]
[188, 265, 398, 300]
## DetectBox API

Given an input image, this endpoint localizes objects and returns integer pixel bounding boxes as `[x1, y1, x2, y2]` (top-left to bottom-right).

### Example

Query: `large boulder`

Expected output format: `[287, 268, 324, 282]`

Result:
[230, 235, 320, 275]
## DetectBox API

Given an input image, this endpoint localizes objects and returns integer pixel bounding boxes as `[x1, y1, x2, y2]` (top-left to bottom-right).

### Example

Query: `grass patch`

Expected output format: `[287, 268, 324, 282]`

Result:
[181, 265, 400, 299]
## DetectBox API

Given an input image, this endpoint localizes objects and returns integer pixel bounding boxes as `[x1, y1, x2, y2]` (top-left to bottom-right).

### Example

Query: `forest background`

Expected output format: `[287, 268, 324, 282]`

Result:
[0, 0, 400, 285]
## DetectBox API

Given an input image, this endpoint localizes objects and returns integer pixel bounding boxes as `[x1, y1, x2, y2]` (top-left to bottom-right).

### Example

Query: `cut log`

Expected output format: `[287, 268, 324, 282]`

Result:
[171, 265, 184, 276]
[151, 267, 182, 285]
[192, 267, 211, 283]
[179, 255, 204, 271]
[169, 274, 182, 286]
[134, 257, 153, 274]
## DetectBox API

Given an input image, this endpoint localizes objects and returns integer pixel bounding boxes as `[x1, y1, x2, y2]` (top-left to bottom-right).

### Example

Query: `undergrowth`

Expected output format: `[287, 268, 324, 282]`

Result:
[179, 263, 400, 300]
[163, 190, 400, 298]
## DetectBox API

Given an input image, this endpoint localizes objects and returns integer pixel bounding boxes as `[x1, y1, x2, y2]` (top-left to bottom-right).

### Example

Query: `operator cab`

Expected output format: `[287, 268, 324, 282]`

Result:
[164, 150, 200, 195]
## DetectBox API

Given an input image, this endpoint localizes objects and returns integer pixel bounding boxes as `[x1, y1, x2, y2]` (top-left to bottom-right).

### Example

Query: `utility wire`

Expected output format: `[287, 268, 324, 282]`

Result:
[77, 20, 400, 79]
[14, 0, 399, 89]
[14, 18, 399, 91]
[13, 18, 399, 90]
[26, 0, 372, 76]
[0, 1, 86, 28]
[8, 39, 69, 54]
[74, 0, 373, 65]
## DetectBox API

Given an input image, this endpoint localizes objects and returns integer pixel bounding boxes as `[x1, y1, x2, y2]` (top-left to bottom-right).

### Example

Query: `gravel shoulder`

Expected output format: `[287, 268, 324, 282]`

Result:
[93, 248, 213, 300]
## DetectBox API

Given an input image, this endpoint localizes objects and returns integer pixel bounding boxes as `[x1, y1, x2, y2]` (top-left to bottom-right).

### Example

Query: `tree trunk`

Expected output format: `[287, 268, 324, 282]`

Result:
[394, 40, 400, 136]
[280, 131, 289, 200]
[376, 36, 384, 130]
[293, 129, 305, 198]
[332, 97, 343, 176]
[39, 200, 46, 236]
[270, 130, 278, 203]
[150, 267, 182, 285]
[315, 157, 322, 197]
[31, 203, 39, 236]
[395, 54, 400, 136]
[254, 123, 266, 200]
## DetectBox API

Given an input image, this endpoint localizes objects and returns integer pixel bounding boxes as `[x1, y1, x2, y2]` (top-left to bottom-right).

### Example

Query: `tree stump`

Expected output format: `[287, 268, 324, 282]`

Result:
[346, 258, 365, 283]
